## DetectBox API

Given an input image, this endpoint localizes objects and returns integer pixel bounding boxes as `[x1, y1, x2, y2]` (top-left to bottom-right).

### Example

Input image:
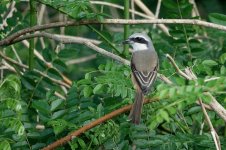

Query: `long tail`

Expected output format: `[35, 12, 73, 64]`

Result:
[129, 89, 144, 124]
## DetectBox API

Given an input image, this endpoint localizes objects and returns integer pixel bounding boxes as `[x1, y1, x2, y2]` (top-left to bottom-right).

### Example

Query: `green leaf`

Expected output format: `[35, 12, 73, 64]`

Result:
[31, 143, 46, 150]
[202, 60, 218, 67]
[121, 86, 128, 98]
[169, 88, 176, 98]
[83, 86, 93, 98]
[0, 140, 11, 150]
[219, 53, 226, 64]
[85, 73, 91, 80]
[48, 119, 68, 135]
[209, 13, 226, 26]
[159, 110, 170, 122]
[51, 99, 64, 111]
[159, 89, 168, 99]
[220, 66, 226, 75]
[149, 119, 159, 130]
[42, 48, 52, 62]
[187, 106, 201, 115]
[148, 140, 163, 146]
[32, 100, 51, 115]
[186, 85, 194, 93]
[53, 59, 67, 72]
[47, 68, 63, 80]
[93, 84, 103, 94]
[77, 79, 92, 85]
[51, 110, 66, 119]
[77, 138, 86, 149]
[200, 94, 212, 104]
[58, 49, 78, 58]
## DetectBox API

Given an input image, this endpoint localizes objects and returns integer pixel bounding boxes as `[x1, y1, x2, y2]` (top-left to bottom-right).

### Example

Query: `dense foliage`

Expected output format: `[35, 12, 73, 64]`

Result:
[0, 0, 226, 149]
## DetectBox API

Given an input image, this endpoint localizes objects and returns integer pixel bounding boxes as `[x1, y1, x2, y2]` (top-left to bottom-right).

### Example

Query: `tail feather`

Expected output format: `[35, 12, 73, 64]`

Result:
[129, 90, 144, 124]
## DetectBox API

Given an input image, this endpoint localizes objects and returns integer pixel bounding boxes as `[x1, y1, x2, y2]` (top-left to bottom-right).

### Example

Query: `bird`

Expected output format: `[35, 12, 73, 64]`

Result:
[123, 33, 158, 124]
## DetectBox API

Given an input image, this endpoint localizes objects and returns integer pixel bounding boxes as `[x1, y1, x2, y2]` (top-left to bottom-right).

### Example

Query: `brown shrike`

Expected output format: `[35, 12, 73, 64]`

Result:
[123, 33, 158, 124]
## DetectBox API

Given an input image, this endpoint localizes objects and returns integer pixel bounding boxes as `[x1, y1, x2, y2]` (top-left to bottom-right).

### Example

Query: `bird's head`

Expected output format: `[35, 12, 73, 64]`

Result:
[123, 33, 153, 52]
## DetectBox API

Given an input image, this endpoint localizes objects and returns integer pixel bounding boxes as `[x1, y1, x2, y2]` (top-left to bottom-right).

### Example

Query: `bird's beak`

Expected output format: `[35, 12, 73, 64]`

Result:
[122, 39, 131, 44]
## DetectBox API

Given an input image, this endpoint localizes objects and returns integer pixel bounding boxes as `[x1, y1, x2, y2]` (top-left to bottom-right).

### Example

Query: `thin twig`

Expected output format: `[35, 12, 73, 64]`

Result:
[12, 32, 101, 45]
[84, 41, 130, 66]
[207, 92, 226, 122]
[0, 51, 71, 88]
[1, 19, 226, 46]
[134, 0, 169, 35]
[22, 40, 72, 86]
[90, 1, 155, 19]
[158, 73, 173, 85]
[42, 98, 158, 150]
[166, 54, 192, 80]
[10, 45, 25, 72]
[153, 0, 162, 29]
[91, 0, 169, 34]
[38, 4, 46, 49]
[66, 54, 97, 65]
[1, 60, 16, 73]
[0, 1, 16, 30]
[131, 0, 135, 20]
[166, 54, 222, 149]
[199, 99, 221, 150]
[189, 0, 200, 17]
[166, 54, 226, 122]
[204, 77, 220, 82]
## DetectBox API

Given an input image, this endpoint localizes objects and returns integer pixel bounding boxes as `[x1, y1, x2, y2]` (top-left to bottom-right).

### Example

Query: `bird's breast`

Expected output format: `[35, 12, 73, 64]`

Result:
[132, 50, 158, 72]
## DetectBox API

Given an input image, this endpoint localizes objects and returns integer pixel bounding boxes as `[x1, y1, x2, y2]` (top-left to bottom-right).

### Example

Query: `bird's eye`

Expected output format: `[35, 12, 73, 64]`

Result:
[136, 37, 141, 41]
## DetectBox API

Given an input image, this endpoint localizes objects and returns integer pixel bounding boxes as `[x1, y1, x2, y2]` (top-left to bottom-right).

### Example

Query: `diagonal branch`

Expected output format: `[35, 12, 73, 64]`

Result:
[41, 98, 158, 150]
[166, 54, 192, 80]
[1, 31, 171, 85]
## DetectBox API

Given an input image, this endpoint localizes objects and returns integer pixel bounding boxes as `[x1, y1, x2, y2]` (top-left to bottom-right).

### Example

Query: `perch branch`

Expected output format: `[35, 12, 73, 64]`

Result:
[84, 41, 130, 65]
[3, 32, 180, 85]
[42, 98, 158, 150]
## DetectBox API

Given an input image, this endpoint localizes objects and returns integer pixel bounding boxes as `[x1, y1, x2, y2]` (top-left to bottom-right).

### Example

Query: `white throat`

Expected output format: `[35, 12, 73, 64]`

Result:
[131, 43, 148, 51]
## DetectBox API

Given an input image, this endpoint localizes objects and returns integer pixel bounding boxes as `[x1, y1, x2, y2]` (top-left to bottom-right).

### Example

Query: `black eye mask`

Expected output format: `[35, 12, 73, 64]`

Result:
[130, 37, 148, 45]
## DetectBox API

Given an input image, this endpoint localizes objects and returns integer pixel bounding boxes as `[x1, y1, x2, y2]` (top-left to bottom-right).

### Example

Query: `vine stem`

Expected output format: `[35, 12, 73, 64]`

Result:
[29, 0, 37, 70]
[123, 0, 130, 55]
